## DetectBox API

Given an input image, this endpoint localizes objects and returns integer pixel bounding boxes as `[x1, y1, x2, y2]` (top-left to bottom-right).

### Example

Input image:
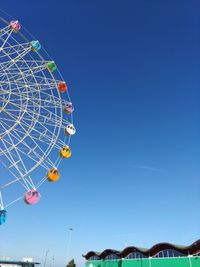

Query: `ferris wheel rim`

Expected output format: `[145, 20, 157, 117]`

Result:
[0, 13, 74, 211]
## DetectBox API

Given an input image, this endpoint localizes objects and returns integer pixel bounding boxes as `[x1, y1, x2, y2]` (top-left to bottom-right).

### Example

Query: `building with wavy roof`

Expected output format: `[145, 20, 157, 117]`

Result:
[83, 239, 200, 267]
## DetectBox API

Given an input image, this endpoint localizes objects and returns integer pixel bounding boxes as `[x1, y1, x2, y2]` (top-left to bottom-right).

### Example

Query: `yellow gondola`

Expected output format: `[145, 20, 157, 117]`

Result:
[59, 146, 72, 158]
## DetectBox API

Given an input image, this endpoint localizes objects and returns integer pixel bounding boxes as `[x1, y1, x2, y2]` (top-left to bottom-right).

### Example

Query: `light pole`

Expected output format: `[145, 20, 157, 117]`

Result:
[44, 250, 50, 267]
[52, 256, 55, 267]
[66, 228, 73, 265]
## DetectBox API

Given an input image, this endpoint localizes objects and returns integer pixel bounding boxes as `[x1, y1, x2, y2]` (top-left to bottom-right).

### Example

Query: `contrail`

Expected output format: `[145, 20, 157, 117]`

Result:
[132, 165, 165, 172]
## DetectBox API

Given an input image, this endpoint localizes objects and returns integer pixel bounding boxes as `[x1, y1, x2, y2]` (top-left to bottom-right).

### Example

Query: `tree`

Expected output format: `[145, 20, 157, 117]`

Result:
[67, 259, 76, 267]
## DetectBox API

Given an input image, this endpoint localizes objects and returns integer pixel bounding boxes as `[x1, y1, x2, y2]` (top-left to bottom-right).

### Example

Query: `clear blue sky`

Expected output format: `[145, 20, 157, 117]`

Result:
[0, 0, 200, 266]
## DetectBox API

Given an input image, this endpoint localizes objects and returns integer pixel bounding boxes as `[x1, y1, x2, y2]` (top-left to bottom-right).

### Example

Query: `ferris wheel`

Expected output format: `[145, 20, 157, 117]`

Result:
[0, 16, 75, 224]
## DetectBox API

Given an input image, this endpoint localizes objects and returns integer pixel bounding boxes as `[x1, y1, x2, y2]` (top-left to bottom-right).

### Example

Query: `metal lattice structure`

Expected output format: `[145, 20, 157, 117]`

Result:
[0, 16, 75, 220]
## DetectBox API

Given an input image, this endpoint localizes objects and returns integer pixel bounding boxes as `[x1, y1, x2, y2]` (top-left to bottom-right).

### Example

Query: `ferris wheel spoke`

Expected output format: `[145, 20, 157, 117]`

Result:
[0, 143, 31, 190]
[4, 59, 48, 69]
[1, 113, 58, 171]
[0, 39, 48, 92]
[1, 58, 51, 77]
[0, 25, 13, 40]
[20, 118, 60, 149]
[6, 104, 60, 140]
[1, 113, 66, 152]
[3, 73, 58, 86]
[17, 107, 67, 129]
[32, 133, 64, 150]
[17, 135, 53, 170]
[2, 147, 49, 178]
[4, 196, 23, 209]
[1, 139, 28, 175]
[0, 191, 4, 209]
[0, 110, 26, 138]
[0, 37, 38, 67]
[0, 160, 34, 190]
[0, 27, 13, 50]
[0, 48, 33, 72]
[2, 93, 65, 128]
[0, 144, 39, 190]
[2, 61, 48, 74]
[0, 43, 31, 59]
[0, 98, 62, 162]
[6, 90, 66, 112]
[0, 79, 58, 92]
